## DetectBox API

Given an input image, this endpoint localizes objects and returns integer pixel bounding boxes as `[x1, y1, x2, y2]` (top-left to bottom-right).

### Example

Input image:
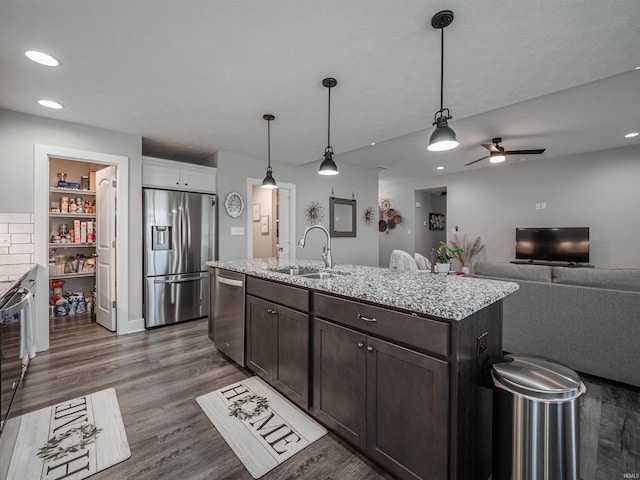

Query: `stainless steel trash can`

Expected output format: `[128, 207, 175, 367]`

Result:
[491, 354, 586, 480]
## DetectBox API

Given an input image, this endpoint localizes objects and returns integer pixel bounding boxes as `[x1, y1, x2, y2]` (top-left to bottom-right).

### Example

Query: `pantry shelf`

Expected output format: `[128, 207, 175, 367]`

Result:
[50, 213, 96, 219]
[49, 272, 96, 279]
[49, 243, 96, 248]
[50, 187, 96, 196]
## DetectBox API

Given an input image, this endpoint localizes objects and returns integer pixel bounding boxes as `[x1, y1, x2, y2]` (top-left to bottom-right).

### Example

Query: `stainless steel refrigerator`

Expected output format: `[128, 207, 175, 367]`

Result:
[143, 188, 217, 328]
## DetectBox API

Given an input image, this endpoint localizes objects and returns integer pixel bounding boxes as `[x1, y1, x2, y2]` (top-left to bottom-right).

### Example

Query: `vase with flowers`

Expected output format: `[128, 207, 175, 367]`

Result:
[447, 235, 486, 274]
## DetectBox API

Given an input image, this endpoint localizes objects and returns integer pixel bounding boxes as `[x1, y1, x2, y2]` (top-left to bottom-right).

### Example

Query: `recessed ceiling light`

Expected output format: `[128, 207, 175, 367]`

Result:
[436, 166, 444, 170]
[25, 50, 60, 67]
[370, 142, 376, 146]
[38, 99, 64, 109]
[635, 66, 640, 70]
[624, 132, 639, 138]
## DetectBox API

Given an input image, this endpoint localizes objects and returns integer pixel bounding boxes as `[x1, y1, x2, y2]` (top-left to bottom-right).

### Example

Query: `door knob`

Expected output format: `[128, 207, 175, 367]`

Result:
[367, 346, 374, 352]
[357, 342, 364, 348]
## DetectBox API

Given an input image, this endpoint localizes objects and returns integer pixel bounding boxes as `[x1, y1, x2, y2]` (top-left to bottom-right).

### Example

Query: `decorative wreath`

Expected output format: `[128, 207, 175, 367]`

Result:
[228, 394, 269, 421]
[363, 206, 376, 225]
[37, 424, 102, 462]
[305, 201, 324, 226]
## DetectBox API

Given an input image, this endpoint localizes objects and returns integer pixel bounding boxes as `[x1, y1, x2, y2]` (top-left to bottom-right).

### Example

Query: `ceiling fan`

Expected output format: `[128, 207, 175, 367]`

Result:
[465, 137, 546, 166]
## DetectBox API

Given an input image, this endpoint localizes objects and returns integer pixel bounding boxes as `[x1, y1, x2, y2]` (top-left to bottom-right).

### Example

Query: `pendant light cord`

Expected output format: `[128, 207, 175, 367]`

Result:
[439, 26, 444, 112]
[267, 118, 271, 168]
[327, 86, 332, 147]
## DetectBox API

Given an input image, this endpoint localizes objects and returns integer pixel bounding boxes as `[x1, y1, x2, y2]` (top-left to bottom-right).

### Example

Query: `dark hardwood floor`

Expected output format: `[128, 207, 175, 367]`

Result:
[12, 316, 393, 480]
[11, 316, 640, 479]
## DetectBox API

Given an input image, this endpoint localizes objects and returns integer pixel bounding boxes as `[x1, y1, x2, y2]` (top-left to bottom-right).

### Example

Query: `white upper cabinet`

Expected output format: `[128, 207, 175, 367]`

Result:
[142, 156, 217, 193]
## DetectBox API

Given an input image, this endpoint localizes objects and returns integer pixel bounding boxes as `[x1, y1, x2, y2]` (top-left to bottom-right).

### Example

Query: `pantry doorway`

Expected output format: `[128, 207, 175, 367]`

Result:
[34, 145, 129, 350]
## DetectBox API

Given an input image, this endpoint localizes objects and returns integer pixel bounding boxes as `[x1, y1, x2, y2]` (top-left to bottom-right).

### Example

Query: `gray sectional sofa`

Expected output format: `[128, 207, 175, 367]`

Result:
[474, 262, 640, 387]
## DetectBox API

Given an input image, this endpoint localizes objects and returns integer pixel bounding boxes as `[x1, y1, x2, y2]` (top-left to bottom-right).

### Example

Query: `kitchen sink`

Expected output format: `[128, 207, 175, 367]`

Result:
[267, 266, 346, 280]
[268, 266, 320, 276]
[299, 272, 336, 280]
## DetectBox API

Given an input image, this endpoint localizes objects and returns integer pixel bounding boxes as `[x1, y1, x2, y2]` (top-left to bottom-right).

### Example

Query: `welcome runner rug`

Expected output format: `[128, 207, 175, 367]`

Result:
[4, 388, 130, 480]
[196, 376, 327, 479]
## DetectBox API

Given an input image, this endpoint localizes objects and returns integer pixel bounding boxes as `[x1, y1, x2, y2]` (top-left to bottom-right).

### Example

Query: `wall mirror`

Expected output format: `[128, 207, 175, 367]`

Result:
[329, 197, 356, 237]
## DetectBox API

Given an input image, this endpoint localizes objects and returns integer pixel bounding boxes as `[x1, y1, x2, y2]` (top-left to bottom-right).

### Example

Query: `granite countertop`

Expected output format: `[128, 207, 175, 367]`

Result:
[207, 259, 519, 321]
[0, 264, 34, 299]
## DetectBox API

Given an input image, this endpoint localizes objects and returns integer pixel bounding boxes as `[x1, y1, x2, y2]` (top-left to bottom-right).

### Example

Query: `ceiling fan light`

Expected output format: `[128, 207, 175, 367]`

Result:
[319, 151, 339, 175]
[428, 119, 459, 152]
[489, 154, 506, 164]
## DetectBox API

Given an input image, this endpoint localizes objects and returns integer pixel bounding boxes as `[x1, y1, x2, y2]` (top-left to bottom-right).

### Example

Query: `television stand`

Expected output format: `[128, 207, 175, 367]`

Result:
[510, 260, 594, 268]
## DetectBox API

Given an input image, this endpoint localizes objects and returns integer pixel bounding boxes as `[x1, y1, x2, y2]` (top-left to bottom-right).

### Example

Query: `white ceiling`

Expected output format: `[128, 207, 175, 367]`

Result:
[1, 1, 639, 177]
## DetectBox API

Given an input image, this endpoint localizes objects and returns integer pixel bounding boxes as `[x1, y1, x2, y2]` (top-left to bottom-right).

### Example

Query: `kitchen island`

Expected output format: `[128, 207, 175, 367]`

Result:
[207, 259, 518, 480]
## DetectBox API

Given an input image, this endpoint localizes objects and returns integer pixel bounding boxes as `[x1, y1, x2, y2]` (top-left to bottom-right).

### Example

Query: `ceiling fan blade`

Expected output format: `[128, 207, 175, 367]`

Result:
[465, 155, 489, 166]
[481, 143, 500, 153]
[503, 149, 546, 155]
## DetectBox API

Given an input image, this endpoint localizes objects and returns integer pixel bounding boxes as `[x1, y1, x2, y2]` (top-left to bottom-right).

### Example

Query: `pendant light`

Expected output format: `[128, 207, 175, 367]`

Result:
[427, 10, 459, 152]
[261, 114, 278, 189]
[319, 77, 339, 175]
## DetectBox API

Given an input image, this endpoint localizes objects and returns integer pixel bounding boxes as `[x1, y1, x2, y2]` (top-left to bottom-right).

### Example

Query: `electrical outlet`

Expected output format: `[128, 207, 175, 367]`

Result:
[535, 203, 541, 210]
[477, 332, 488, 356]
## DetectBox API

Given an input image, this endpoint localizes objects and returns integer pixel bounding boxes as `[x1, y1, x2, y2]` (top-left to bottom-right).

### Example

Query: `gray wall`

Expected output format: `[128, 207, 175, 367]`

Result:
[216, 151, 379, 266]
[379, 144, 640, 269]
[0, 108, 144, 325]
[292, 161, 379, 267]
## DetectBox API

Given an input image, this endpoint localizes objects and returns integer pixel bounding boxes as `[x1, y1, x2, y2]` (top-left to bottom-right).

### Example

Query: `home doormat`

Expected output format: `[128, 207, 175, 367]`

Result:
[4, 388, 131, 480]
[196, 376, 327, 479]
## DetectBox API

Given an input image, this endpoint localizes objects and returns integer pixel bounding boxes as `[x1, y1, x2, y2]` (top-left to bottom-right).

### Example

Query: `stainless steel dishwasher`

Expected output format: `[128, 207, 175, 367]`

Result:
[209, 268, 246, 366]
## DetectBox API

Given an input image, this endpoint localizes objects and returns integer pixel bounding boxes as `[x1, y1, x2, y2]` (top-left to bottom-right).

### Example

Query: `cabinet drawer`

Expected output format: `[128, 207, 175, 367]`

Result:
[314, 293, 449, 357]
[247, 276, 310, 312]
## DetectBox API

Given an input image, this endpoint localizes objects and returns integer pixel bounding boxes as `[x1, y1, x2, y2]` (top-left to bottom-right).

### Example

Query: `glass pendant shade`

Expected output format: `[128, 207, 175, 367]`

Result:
[318, 149, 339, 175]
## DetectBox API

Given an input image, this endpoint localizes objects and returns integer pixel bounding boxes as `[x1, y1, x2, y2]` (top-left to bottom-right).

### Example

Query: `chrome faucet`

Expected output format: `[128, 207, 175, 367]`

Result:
[298, 225, 333, 269]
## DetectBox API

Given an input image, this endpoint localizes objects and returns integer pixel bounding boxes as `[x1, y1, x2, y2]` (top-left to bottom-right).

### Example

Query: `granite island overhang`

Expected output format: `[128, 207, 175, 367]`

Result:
[206, 258, 519, 321]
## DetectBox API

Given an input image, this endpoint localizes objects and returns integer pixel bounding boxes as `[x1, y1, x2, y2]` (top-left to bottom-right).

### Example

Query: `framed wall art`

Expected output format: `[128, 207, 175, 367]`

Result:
[429, 213, 445, 230]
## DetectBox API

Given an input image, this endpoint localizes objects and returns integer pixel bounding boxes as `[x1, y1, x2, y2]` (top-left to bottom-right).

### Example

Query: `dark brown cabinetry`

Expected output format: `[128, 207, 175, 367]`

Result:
[313, 292, 500, 480]
[246, 277, 310, 409]
[314, 318, 449, 480]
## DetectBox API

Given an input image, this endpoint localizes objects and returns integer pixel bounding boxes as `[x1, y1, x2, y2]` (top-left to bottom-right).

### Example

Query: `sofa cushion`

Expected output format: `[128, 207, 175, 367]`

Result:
[552, 267, 640, 292]
[474, 262, 553, 282]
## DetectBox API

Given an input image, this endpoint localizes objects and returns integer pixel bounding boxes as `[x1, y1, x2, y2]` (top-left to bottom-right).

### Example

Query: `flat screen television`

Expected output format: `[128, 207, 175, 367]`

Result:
[515, 227, 590, 264]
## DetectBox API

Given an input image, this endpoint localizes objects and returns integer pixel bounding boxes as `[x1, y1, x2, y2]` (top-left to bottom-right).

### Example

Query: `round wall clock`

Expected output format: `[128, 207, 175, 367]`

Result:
[224, 191, 245, 218]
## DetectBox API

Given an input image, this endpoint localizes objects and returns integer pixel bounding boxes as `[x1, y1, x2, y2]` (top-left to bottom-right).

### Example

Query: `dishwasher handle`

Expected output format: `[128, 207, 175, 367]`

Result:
[217, 276, 244, 288]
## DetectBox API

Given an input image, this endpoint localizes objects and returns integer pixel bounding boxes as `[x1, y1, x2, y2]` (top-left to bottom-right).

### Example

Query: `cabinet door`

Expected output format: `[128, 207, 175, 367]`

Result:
[246, 295, 276, 381]
[142, 160, 181, 189]
[180, 165, 216, 193]
[366, 337, 449, 480]
[313, 319, 367, 450]
[273, 305, 309, 409]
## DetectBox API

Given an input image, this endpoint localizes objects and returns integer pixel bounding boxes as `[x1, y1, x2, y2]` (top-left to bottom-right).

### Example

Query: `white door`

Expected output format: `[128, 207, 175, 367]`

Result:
[96, 166, 117, 331]
[278, 188, 291, 258]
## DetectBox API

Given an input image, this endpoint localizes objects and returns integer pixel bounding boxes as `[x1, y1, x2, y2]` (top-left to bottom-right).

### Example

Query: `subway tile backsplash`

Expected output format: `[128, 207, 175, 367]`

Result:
[0, 212, 34, 268]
